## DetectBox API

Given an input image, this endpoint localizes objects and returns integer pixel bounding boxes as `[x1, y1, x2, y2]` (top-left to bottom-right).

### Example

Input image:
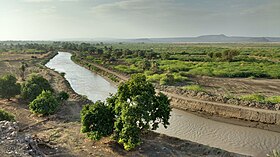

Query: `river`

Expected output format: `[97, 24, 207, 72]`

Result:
[46, 52, 280, 157]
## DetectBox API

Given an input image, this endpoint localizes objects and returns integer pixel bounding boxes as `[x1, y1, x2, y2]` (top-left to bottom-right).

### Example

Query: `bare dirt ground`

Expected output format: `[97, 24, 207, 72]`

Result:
[192, 76, 280, 97]
[0, 52, 245, 156]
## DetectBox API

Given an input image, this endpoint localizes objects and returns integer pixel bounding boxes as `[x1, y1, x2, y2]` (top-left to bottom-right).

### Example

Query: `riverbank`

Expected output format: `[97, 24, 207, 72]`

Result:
[0, 51, 247, 156]
[71, 53, 280, 133]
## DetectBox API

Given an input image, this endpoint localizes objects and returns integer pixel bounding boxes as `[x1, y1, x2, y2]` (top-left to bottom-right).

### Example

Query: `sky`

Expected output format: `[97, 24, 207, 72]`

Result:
[0, 0, 279, 40]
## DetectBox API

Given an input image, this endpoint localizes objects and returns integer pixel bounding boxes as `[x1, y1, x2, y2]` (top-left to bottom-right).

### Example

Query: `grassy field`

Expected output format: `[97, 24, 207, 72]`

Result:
[72, 42, 280, 101]
[75, 42, 280, 81]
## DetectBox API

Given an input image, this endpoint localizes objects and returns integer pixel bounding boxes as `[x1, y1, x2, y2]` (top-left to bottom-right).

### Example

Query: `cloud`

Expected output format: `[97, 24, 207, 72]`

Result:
[23, 0, 52, 2]
[91, 0, 175, 14]
[23, 0, 78, 2]
[40, 6, 56, 14]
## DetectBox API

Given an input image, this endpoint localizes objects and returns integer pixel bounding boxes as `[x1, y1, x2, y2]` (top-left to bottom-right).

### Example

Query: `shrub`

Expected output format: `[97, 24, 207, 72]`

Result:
[21, 74, 53, 102]
[0, 74, 21, 100]
[222, 49, 240, 62]
[0, 109, 15, 121]
[160, 73, 174, 85]
[184, 85, 204, 92]
[80, 101, 114, 140]
[29, 90, 58, 116]
[57, 91, 69, 102]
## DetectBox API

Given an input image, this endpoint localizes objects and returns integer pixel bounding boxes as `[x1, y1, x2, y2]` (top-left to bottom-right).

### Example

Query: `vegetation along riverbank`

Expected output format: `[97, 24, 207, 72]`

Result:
[0, 42, 249, 156]
[70, 42, 280, 133]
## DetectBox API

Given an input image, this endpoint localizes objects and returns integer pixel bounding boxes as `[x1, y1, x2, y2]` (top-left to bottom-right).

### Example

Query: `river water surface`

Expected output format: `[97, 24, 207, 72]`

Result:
[46, 52, 280, 157]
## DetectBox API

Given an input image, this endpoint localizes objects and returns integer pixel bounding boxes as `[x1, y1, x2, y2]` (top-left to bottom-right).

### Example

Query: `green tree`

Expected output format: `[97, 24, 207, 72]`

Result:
[21, 74, 53, 102]
[222, 49, 240, 62]
[20, 62, 28, 81]
[0, 74, 21, 100]
[80, 74, 171, 151]
[112, 74, 171, 150]
[139, 59, 151, 70]
[29, 90, 58, 115]
[151, 61, 159, 73]
[160, 52, 170, 60]
[81, 101, 114, 140]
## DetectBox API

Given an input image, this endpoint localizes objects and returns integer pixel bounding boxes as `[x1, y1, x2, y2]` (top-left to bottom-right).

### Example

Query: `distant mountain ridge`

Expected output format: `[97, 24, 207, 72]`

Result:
[124, 34, 280, 43]
[60, 34, 280, 43]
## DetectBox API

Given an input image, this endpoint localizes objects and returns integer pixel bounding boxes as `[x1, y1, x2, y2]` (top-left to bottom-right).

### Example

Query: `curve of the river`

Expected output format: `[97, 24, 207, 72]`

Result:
[46, 52, 280, 157]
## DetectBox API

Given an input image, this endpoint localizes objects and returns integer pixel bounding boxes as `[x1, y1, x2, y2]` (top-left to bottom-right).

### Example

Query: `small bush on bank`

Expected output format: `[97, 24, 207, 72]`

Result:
[0, 109, 15, 121]
[0, 74, 21, 100]
[21, 74, 53, 102]
[80, 101, 114, 140]
[29, 90, 59, 116]
[184, 85, 204, 92]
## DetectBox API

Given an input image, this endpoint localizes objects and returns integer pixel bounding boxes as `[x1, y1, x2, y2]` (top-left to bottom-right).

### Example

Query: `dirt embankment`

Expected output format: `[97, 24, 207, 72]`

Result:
[76, 59, 280, 132]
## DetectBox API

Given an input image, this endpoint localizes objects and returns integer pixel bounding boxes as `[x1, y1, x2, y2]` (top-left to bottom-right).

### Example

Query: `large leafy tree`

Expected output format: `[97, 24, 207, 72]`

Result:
[112, 74, 171, 150]
[21, 74, 53, 102]
[81, 74, 171, 151]
[0, 74, 21, 100]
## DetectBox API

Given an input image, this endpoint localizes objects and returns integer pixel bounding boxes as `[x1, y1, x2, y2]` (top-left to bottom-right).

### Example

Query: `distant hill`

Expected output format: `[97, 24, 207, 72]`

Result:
[61, 34, 280, 43]
[123, 34, 280, 43]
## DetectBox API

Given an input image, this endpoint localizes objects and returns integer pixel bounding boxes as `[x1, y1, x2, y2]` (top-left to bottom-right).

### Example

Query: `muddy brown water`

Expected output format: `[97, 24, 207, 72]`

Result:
[46, 52, 280, 157]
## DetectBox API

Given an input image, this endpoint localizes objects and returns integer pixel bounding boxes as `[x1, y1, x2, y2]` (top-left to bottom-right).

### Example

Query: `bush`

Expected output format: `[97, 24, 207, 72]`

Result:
[0, 109, 15, 121]
[57, 91, 69, 102]
[80, 101, 114, 140]
[21, 74, 53, 102]
[160, 73, 175, 85]
[0, 74, 21, 100]
[29, 90, 58, 116]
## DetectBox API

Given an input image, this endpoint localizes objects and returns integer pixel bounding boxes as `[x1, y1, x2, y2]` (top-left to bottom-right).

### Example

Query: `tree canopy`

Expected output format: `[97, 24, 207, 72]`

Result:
[29, 90, 59, 115]
[0, 74, 21, 100]
[81, 74, 171, 150]
[21, 74, 53, 102]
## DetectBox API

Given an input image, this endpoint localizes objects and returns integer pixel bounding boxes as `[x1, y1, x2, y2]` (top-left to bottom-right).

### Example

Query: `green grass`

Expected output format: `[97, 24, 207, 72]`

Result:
[114, 65, 142, 74]
[240, 94, 266, 102]
[240, 94, 280, 104]
[184, 85, 204, 92]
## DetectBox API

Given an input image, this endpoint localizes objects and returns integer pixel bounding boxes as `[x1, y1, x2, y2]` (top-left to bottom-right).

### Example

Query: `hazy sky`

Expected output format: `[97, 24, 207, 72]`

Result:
[0, 0, 279, 40]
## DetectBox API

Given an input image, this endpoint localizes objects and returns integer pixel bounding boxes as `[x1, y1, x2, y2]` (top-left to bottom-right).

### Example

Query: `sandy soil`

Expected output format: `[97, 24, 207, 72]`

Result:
[193, 76, 280, 97]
